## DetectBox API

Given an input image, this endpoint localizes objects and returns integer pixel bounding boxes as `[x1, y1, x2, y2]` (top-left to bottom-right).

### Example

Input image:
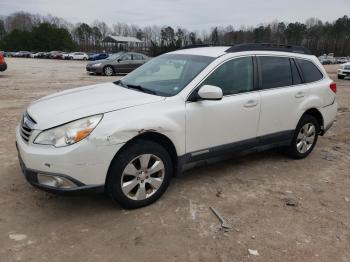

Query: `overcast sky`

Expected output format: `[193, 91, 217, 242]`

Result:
[1, 0, 349, 30]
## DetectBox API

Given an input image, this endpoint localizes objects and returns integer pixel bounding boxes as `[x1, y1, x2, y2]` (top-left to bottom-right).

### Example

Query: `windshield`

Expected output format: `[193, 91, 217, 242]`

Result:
[106, 52, 124, 60]
[116, 54, 214, 96]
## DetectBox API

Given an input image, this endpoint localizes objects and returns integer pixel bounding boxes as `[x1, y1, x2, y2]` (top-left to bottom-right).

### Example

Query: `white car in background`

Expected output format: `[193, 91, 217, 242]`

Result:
[68, 52, 88, 60]
[338, 62, 350, 79]
[16, 44, 337, 209]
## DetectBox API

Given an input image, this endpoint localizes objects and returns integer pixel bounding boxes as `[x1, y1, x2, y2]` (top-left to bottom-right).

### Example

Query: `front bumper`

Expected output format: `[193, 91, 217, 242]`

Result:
[16, 126, 123, 194]
[0, 62, 7, 72]
[17, 149, 104, 195]
[86, 65, 103, 74]
[338, 69, 350, 76]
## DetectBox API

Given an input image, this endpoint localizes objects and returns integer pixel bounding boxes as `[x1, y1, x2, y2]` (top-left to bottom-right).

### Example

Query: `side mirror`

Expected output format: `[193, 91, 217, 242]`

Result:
[117, 58, 122, 62]
[197, 85, 223, 100]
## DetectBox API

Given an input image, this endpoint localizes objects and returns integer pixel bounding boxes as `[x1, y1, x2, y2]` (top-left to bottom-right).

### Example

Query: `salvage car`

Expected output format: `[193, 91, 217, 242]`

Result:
[86, 52, 148, 75]
[16, 43, 337, 208]
[338, 62, 350, 79]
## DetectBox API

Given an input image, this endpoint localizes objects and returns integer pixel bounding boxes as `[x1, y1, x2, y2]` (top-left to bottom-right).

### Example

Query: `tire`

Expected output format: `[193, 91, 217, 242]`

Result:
[286, 115, 320, 159]
[338, 75, 345, 79]
[103, 66, 114, 76]
[83, 57, 87, 61]
[107, 140, 173, 209]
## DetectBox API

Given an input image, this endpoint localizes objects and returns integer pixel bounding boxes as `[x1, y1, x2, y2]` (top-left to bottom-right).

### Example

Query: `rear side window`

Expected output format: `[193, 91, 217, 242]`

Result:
[133, 54, 143, 60]
[297, 59, 323, 83]
[259, 56, 292, 89]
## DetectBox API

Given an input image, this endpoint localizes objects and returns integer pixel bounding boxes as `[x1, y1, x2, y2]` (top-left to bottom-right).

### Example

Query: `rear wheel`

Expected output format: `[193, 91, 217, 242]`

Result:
[104, 66, 114, 76]
[107, 140, 173, 209]
[286, 115, 319, 159]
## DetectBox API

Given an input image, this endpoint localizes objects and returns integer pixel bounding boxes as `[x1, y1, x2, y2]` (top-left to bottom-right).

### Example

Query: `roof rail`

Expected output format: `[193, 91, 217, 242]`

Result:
[226, 43, 312, 55]
[180, 44, 210, 50]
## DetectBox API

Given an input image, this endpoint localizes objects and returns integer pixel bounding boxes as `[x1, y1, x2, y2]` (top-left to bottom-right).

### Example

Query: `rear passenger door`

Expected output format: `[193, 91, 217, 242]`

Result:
[132, 54, 146, 69]
[257, 56, 307, 144]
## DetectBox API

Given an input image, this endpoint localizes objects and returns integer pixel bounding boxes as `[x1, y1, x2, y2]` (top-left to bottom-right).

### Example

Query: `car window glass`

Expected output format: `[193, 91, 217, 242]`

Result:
[120, 54, 214, 96]
[297, 59, 323, 83]
[133, 54, 143, 60]
[201, 57, 254, 96]
[121, 54, 132, 61]
[291, 59, 302, 85]
[259, 56, 292, 89]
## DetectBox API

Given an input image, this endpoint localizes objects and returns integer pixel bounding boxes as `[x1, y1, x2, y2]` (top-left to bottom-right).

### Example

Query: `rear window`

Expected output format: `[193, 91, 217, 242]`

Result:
[297, 59, 323, 83]
[259, 56, 292, 89]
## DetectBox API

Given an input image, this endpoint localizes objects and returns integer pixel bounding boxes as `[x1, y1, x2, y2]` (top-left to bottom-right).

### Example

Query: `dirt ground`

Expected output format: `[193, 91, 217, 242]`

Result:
[0, 58, 349, 262]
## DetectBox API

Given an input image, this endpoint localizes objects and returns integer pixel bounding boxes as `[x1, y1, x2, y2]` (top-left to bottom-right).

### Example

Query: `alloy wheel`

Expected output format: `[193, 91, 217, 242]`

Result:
[296, 123, 316, 154]
[120, 154, 165, 201]
[104, 66, 113, 76]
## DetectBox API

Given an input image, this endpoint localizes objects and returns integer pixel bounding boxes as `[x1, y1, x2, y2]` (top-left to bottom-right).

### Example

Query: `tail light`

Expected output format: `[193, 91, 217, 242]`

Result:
[0, 54, 4, 63]
[330, 82, 337, 93]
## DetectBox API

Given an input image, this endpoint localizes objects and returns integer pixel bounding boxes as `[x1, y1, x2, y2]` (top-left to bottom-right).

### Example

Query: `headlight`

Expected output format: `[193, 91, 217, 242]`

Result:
[34, 114, 103, 147]
[92, 63, 102, 67]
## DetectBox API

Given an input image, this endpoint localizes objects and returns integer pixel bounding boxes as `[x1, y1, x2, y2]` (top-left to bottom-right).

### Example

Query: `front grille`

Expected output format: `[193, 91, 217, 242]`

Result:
[20, 112, 36, 143]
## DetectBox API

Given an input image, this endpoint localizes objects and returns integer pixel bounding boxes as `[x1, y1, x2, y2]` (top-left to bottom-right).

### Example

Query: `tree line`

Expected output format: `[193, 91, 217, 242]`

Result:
[0, 12, 349, 56]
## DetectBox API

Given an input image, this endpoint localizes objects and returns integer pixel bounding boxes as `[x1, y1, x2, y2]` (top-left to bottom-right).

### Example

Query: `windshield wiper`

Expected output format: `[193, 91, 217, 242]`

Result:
[125, 84, 157, 95]
[114, 80, 157, 95]
[114, 80, 127, 87]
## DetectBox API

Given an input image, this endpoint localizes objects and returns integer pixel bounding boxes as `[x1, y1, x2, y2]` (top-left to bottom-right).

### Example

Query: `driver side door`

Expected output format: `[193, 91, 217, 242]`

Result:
[185, 56, 261, 158]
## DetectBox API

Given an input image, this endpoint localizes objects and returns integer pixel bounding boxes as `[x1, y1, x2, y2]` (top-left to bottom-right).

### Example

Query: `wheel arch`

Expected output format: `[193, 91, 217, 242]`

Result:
[105, 131, 179, 187]
[301, 108, 324, 134]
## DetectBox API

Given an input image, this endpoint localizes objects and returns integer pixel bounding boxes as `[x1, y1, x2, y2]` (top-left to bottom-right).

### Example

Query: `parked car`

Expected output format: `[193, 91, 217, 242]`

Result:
[337, 62, 350, 79]
[68, 52, 89, 60]
[30, 52, 45, 58]
[86, 52, 148, 75]
[336, 57, 349, 64]
[61, 53, 70, 60]
[88, 53, 109, 61]
[0, 52, 7, 72]
[14, 51, 32, 58]
[48, 51, 63, 59]
[16, 43, 337, 208]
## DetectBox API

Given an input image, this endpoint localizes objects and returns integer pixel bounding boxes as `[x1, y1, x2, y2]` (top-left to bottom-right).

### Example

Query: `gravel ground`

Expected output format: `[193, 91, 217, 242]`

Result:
[0, 58, 349, 262]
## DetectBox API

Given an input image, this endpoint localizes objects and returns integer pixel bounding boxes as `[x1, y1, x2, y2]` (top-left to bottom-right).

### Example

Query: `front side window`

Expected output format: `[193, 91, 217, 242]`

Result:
[297, 59, 323, 83]
[117, 54, 214, 96]
[201, 57, 254, 95]
[259, 56, 292, 89]
[121, 54, 132, 61]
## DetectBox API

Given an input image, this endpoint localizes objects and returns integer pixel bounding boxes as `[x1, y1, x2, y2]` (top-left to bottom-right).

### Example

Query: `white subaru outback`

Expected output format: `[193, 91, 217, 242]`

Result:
[16, 44, 337, 208]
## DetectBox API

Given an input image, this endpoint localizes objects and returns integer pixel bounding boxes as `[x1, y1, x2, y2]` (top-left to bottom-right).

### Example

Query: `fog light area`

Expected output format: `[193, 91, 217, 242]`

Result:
[37, 174, 78, 189]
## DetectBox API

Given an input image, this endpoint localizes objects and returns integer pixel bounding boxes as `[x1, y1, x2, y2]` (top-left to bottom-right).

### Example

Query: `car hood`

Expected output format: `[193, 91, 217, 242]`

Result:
[87, 59, 110, 65]
[27, 82, 165, 130]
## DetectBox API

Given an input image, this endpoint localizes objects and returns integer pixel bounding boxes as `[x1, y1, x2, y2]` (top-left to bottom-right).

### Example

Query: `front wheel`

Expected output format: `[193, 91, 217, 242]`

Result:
[103, 66, 114, 76]
[286, 115, 319, 159]
[107, 140, 173, 209]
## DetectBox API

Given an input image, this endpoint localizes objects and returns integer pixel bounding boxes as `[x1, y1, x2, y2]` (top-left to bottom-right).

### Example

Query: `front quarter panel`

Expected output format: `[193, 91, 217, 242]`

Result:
[88, 97, 186, 156]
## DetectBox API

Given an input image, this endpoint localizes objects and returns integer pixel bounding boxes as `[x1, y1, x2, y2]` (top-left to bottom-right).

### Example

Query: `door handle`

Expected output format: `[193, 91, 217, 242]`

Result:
[295, 91, 306, 98]
[244, 100, 258, 108]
